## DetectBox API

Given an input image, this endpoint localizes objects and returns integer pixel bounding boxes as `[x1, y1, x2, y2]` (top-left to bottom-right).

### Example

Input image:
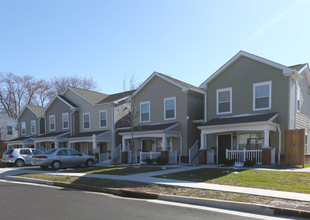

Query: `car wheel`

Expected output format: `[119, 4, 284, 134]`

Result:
[51, 161, 61, 170]
[40, 165, 48, 169]
[86, 159, 94, 167]
[15, 159, 25, 167]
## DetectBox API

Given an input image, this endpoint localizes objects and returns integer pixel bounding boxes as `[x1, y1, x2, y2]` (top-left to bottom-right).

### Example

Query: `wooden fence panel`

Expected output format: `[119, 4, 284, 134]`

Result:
[284, 129, 305, 167]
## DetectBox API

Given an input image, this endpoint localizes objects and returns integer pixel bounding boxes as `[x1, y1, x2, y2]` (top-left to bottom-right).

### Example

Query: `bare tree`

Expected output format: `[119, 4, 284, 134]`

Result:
[51, 76, 97, 95]
[33, 80, 54, 107]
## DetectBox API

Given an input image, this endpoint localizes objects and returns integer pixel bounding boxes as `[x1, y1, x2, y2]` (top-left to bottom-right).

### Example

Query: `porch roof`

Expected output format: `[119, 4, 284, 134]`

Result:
[7, 136, 35, 142]
[69, 130, 109, 138]
[6, 136, 35, 145]
[201, 112, 278, 127]
[119, 122, 179, 134]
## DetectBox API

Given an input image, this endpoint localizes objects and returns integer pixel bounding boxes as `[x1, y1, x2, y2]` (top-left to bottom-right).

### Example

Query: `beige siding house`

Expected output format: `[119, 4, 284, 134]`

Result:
[118, 72, 204, 164]
[198, 51, 310, 165]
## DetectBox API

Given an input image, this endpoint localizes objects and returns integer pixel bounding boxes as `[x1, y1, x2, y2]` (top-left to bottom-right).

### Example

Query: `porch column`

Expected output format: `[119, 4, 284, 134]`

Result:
[92, 134, 99, 161]
[121, 137, 128, 164]
[122, 138, 126, 151]
[262, 129, 271, 165]
[22, 143, 25, 148]
[200, 134, 206, 149]
[199, 133, 207, 164]
[161, 134, 169, 162]
[55, 140, 59, 148]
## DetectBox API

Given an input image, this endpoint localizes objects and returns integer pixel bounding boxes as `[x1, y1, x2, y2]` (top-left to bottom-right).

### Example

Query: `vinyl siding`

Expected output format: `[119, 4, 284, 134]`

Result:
[18, 108, 41, 136]
[295, 72, 309, 129]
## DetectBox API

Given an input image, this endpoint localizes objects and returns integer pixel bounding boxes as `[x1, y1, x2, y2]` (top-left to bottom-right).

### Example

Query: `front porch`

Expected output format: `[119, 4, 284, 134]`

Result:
[34, 132, 70, 152]
[6, 136, 35, 149]
[118, 123, 180, 164]
[198, 113, 280, 165]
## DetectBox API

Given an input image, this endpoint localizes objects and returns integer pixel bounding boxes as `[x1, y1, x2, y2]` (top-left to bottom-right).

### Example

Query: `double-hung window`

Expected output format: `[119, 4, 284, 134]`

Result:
[99, 110, 107, 128]
[7, 126, 12, 135]
[140, 102, 150, 122]
[216, 87, 232, 115]
[297, 86, 301, 111]
[83, 113, 90, 129]
[49, 115, 56, 131]
[21, 122, 26, 135]
[31, 120, 36, 134]
[62, 113, 69, 129]
[164, 97, 176, 120]
[253, 81, 271, 111]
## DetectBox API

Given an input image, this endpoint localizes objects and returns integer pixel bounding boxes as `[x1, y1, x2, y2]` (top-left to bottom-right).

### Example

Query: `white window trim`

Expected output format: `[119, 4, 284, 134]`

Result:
[7, 126, 13, 136]
[83, 112, 91, 130]
[49, 115, 56, 131]
[297, 86, 301, 112]
[62, 112, 69, 129]
[31, 120, 36, 134]
[99, 110, 108, 128]
[253, 81, 272, 111]
[164, 97, 176, 120]
[140, 101, 151, 123]
[21, 122, 26, 136]
[216, 87, 232, 115]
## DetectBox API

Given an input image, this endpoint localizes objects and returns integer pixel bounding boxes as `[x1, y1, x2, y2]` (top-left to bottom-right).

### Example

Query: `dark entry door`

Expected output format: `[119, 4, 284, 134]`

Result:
[218, 134, 231, 164]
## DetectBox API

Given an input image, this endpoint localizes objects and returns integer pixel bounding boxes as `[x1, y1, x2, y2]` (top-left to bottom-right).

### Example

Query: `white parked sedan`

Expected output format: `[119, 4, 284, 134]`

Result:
[32, 148, 96, 169]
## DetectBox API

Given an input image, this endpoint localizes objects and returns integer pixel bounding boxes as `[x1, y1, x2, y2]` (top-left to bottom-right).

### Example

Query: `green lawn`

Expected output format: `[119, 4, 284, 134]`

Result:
[64, 166, 173, 175]
[156, 168, 310, 194]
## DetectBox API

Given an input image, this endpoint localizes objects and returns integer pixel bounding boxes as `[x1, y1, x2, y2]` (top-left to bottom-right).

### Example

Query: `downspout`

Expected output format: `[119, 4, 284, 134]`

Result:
[111, 104, 115, 150]
[177, 131, 183, 164]
[204, 89, 207, 122]
[277, 125, 281, 165]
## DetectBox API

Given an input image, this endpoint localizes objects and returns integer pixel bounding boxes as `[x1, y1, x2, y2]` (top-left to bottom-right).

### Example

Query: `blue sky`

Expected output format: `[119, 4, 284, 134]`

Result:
[0, 0, 309, 94]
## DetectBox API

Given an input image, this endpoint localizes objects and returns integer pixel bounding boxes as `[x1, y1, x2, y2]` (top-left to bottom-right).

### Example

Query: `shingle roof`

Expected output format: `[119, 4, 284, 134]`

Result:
[71, 87, 108, 104]
[155, 72, 203, 94]
[28, 105, 45, 117]
[35, 131, 70, 138]
[289, 64, 307, 71]
[119, 122, 179, 133]
[58, 95, 79, 108]
[70, 130, 109, 138]
[201, 112, 278, 127]
[98, 90, 136, 104]
[8, 136, 34, 142]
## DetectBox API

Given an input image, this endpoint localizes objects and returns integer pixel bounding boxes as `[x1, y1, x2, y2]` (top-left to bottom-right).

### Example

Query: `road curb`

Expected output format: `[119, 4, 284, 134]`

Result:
[3, 176, 310, 218]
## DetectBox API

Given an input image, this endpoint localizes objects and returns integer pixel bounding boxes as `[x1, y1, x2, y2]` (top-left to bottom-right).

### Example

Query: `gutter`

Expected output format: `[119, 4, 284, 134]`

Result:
[277, 125, 281, 165]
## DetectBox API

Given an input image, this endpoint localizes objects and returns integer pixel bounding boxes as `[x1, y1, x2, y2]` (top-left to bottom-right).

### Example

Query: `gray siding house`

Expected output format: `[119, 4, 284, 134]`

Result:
[7, 105, 45, 148]
[118, 72, 204, 164]
[33, 95, 78, 151]
[198, 51, 310, 165]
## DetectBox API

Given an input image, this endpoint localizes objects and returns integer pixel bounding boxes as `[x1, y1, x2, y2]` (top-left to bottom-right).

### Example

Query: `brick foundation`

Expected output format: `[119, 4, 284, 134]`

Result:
[262, 148, 271, 165]
[198, 149, 207, 164]
[305, 154, 310, 164]
[121, 151, 128, 164]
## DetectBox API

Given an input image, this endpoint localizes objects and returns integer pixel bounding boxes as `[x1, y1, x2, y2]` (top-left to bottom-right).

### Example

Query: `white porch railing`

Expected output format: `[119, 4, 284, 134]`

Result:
[99, 153, 109, 162]
[226, 149, 262, 164]
[189, 140, 198, 164]
[112, 144, 121, 164]
[128, 150, 138, 164]
[169, 151, 178, 164]
[139, 152, 161, 164]
[207, 150, 215, 164]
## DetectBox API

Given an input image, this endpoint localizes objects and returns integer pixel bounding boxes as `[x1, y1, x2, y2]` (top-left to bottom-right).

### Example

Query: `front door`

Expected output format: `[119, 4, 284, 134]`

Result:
[142, 139, 152, 152]
[218, 134, 231, 164]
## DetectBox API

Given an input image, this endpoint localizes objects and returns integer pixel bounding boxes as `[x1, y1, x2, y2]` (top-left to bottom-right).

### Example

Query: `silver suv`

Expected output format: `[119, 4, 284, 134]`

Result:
[2, 148, 42, 167]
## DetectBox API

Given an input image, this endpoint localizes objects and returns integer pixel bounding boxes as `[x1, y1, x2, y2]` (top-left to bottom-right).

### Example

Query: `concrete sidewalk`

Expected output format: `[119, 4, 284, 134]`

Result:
[2, 165, 309, 202]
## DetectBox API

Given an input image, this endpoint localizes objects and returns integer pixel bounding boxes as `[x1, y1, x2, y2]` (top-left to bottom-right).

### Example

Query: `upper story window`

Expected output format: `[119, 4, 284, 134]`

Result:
[216, 87, 232, 115]
[297, 86, 301, 111]
[83, 113, 90, 129]
[164, 97, 176, 120]
[7, 126, 12, 135]
[21, 122, 26, 135]
[62, 113, 69, 129]
[99, 110, 107, 128]
[253, 81, 271, 111]
[31, 120, 36, 134]
[140, 101, 150, 123]
[49, 115, 56, 131]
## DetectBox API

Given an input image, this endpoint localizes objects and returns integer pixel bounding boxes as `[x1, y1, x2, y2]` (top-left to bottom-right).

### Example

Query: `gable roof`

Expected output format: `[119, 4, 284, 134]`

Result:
[98, 90, 136, 104]
[132, 71, 204, 97]
[199, 51, 298, 89]
[64, 87, 108, 105]
[17, 105, 45, 120]
[42, 95, 78, 114]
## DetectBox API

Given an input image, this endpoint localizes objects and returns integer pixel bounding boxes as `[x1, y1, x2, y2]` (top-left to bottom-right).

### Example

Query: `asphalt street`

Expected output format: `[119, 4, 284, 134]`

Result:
[0, 180, 290, 220]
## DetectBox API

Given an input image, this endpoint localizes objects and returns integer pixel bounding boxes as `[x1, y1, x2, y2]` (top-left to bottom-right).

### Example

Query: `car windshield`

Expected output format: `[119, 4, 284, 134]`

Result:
[32, 150, 42, 155]
[4, 149, 13, 155]
[44, 149, 57, 154]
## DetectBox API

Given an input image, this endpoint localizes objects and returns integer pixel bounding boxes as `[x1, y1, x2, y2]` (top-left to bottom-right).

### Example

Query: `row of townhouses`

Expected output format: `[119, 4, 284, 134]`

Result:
[6, 51, 310, 165]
